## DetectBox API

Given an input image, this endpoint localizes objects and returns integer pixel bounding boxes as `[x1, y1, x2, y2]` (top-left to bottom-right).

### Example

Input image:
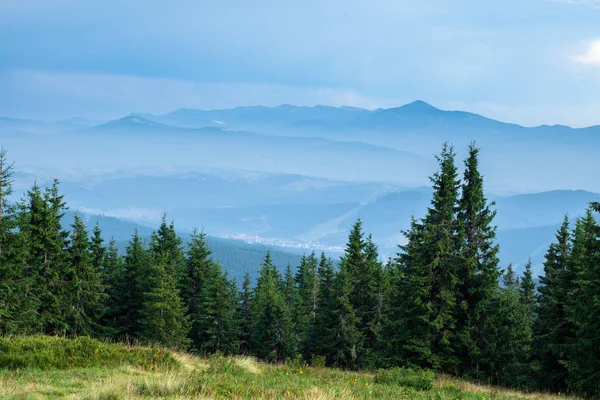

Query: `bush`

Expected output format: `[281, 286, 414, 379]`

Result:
[0, 335, 178, 370]
[374, 367, 435, 391]
[285, 354, 305, 370]
[207, 352, 244, 375]
[310, 355, 326, 369]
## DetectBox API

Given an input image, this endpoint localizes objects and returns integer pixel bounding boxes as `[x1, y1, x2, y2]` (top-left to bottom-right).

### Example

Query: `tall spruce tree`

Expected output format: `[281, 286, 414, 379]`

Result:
[118, 230, 150, 339]
[386, 143, 461, 371]
[342, 220, 378, 351]
[181, 229, 213, 351]
[531, 216, 571, 392]
[565, 209, 600, 397]
[492, 264, 533, 387]
[140, 219, 190, 349]
[329, 258, 362, 369]
[363, 235, 384, 366]
[309, 253, 337, 364]
[90, 222, 106, 275]
[100, 238, 124, 334]
[250, 252, 295, 361]
[66, 215, 107, 336]
[196, 263, 240, 354]
[22, 180, 70, 334]
[295, 252, 319, 357]
[520, 259, 536, 323]
[455, 143, 501, 377]
[284, 263, 305, 354]
[238, 272, 253, 354]
[0, 148, 37, 334]
[150, 215, 185, 278]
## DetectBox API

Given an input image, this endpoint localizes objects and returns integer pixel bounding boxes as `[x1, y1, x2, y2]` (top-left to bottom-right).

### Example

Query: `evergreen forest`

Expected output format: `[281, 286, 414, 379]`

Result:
[1, 143, 599, 398]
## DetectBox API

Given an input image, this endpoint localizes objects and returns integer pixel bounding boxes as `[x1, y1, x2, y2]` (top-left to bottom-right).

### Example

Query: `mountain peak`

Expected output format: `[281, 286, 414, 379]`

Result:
[400, 100, 439, 112]
[94, 115, 173, 130]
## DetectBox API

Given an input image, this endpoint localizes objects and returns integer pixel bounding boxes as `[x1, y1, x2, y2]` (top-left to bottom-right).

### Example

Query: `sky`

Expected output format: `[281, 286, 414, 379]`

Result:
[0, 0, 599, 126]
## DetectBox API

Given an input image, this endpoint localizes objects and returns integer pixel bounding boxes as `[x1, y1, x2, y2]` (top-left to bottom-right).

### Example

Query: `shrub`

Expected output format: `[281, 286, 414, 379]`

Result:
[207, 352, 244, 375]
[374, 367, 435, 391]
[0, 335, 178, 370]
[285, 354, 305, 370]
[310, 355, 326, 369]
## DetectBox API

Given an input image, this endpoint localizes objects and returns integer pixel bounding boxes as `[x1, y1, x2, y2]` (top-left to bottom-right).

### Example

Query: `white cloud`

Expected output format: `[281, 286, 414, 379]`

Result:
[552, 0, 600, 6]
[573, 40, 600, 65]
[0, 69, 401, 120]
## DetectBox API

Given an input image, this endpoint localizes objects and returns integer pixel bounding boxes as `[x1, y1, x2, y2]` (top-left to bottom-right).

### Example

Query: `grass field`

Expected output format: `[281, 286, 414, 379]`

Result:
[0, 337, 577, 400]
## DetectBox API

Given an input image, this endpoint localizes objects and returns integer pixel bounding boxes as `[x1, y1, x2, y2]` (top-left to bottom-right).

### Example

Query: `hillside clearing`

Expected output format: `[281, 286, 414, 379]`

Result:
[0, 350, 576, 400]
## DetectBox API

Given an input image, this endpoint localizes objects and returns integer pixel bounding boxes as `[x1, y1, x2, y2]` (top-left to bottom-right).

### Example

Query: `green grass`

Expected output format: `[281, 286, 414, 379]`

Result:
[0, 337, 578, 399]
[0, 335, 177, 371]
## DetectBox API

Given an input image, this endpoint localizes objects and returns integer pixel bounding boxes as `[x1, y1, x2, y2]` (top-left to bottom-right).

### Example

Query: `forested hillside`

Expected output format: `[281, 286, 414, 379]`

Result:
[1, 143, 598, 398]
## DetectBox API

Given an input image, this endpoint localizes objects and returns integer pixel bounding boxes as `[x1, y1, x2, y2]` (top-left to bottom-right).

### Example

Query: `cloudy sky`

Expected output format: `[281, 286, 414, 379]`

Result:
[0, 0, 599, 126]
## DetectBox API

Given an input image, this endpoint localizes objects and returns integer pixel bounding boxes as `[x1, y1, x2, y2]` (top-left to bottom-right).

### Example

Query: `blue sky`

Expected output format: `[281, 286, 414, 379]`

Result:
[0, 0, 599, 126]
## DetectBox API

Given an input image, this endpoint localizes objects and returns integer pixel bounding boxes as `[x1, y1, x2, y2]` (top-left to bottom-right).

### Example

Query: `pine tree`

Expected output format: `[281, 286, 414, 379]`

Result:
[90, 221, 106, 275]
[385, 143, 461, 371]
[181, 229, 213, 351]
[100, 238, 124, 335]
[283, 263, 305, 354]
[21, 180, 70, 334]
[295, 252, 319, 357]
[250, 252, 294, 362]
[455, 142, 502, 378]
[520, 259, 536, 327]
[329, 258, 361, 369]
[362, 235, 384, 366]
[197, 263, 240, 354]
[118, 230, 150, 339]
[0, 148, 37, 334]
[150, 214, 185, 279]
[140, 219, 190, 349]
[564, 209, 600, 397]
[492, 264, 533, 387]
[66, 215, 107, 336]
[531, 216, 571, 392]
[310, 253, 338, 364]
[238, 272, 253, 354]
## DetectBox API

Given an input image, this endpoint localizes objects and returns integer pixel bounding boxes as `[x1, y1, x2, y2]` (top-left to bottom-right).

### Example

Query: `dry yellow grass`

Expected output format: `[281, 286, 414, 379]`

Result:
[0, 355, 579, 400]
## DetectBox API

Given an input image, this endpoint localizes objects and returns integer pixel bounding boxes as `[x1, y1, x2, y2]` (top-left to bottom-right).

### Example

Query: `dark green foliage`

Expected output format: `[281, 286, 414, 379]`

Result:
[140, 217, 190, 350]
[238, 272, 252, 353]
[21, 180, 71, 335]
[454, 143, 502, 378]
[520, 259, 536, 328]
[181, 229, 213, 351]
[90, 221, 106, 274]
[294, 253, 318, 357]
[0, 335, 178, 370]
[564, 209, 600, 398]
[491, 264, 533, 387]
[117, 231, 150, 338]
[66, 215, 107, 336]
[0, 144, 599, 397]
[310, 253, 338, 364]
[196, 263, 240, 354]
[0, 149, 37, 335]
[328, 257, 362, 369]
[385, 143, 462, 371]
[284, 263, 305, 355]
[531, 216, 571, 392]
[100, 238, 124, 332]
[250, 252, 295, 362]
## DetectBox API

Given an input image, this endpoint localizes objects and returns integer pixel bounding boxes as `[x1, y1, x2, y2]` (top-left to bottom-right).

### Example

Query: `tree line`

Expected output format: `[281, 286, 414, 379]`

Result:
[0, 144, 598, 398]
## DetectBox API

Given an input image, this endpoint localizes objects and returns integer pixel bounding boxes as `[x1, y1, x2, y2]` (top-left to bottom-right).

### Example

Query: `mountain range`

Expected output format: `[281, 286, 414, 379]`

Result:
[2, 100, 599, 276]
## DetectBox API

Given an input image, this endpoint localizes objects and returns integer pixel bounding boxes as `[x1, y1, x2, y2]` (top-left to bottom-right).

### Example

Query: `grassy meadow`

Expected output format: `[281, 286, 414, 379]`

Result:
[0, 336, 576, 400]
